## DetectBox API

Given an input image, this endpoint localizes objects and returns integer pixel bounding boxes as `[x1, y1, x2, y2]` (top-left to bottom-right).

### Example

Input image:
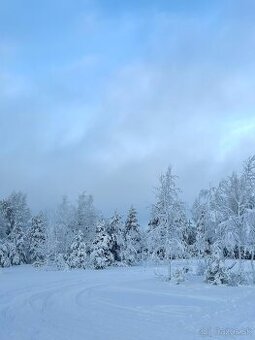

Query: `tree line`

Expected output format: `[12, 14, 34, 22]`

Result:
[0, 192, 143, 270]
[1, 156, 255, 286]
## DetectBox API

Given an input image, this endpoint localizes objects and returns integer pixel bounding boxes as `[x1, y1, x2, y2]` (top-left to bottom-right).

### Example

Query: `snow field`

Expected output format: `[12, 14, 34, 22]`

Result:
[0, 264, 255, 340]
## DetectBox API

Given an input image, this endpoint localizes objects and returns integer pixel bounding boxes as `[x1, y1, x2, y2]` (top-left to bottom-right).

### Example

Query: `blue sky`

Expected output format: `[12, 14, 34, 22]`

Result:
[1, 0, 255, 223]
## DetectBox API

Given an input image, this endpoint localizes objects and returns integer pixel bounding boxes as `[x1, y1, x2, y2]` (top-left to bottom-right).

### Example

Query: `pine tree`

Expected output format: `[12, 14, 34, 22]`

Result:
[67, 230, 87, 269]
[27, 213, 47, 264]
[90, 221, 114, 269]
[122, 206, 142, 265]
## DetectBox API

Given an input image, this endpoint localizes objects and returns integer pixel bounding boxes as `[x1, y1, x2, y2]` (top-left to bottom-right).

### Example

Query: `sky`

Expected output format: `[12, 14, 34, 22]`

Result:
[1, 0, 255, 224]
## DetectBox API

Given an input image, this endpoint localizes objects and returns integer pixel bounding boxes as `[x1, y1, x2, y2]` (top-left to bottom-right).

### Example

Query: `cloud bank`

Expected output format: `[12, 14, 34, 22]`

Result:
[1, 0, 255, 223]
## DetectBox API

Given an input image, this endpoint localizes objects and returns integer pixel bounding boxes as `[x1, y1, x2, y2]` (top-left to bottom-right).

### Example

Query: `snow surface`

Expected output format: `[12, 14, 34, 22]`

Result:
[0, 264, 254, 340]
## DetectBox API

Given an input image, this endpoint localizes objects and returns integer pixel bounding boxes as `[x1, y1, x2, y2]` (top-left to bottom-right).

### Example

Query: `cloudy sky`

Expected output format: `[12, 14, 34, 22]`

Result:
[1, 0, 255, 223]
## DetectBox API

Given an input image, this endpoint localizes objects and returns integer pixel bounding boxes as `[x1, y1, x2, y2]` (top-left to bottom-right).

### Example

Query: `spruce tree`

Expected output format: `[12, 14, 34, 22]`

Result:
[0, 242, 11, 267]
[122, 206, 142, 265]
[27, 213, 47, 264]
[8, 225, 27, 265]
[67, 230, 87, 269]
[107, 211, 125, 263]
[90, 221, 114, 269]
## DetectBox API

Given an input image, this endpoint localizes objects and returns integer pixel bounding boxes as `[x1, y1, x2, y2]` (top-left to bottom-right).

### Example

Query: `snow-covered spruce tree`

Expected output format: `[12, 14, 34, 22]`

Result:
[67, 230, 87, 269]
[148, 167, 186, 280]
[74, 192, 97, 253]
[140, 228, 149, 262]
[0, 242, 11, 267]
[8, 225, 27, 265]
[27, 213, 47, 265]
[0, 210, 8, 240]
[0, 192, 31, 236]
[107, 211, 125, 263]
[183, 220, 196, 257]
[178, 215, 192, 260]
[147, 216, 163, 259]
[122, 206, 142, 266]
[90, 221, 114, 269]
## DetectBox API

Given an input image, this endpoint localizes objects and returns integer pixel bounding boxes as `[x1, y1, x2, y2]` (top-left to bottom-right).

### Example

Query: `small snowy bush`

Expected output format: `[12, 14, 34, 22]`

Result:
[226, 271, 249, 286]
[55, 253, 69, 271]
[32, 260, 45, 268]
[173, 267, 188, 284]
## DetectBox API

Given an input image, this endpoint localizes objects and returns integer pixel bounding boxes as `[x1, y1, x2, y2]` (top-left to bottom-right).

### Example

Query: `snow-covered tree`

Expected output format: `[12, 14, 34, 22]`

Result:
[192, 189, 216, 273]
[214, 172, 251, 272]
[183, 219, 196, 257]
[242, 155, 255, 209]
[205, 243, 230, 285]
[148, 167, 186, 280]
[90, 221, 114, 269]
[0, 211, 7, 239]
[107, 211, 125, 263]
[27, 213, 47, 264]
[8, 225, 27, 265]
[147, 216, 162, 258]
[74, 192, 97, 251]
[53, 196, 75, 256]
[193, 155, 255, 284]
[0, 192, 31, 236]
[243, 209, 255, 284]
[193, 190, 209, 257]
[0, 242, 11, 267]
[122, 206, 142, 265]
[67, 230, 88, 269]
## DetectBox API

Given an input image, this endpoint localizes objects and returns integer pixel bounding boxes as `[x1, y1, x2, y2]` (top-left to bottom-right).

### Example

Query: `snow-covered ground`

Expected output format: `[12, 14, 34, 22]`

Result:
[0, 264, 254, 340]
